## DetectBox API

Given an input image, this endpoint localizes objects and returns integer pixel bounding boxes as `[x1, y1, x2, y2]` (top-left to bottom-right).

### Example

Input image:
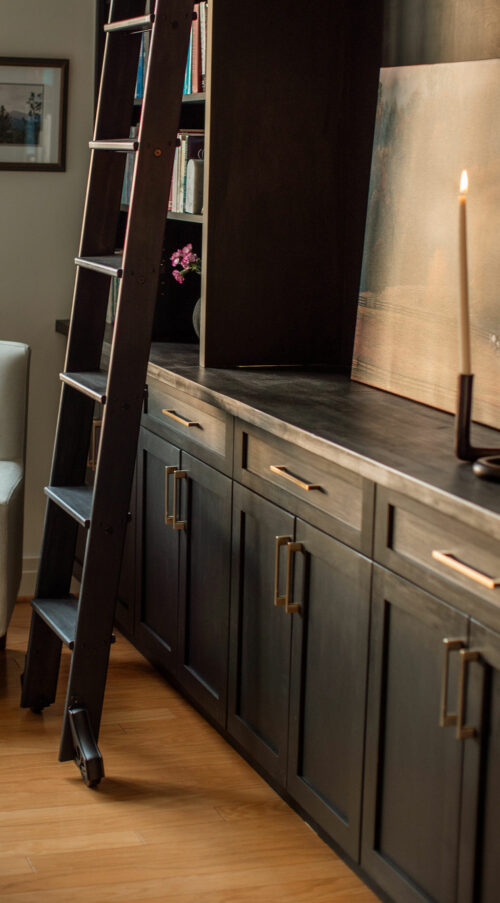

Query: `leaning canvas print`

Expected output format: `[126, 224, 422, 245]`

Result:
[351, 59, 500, 429]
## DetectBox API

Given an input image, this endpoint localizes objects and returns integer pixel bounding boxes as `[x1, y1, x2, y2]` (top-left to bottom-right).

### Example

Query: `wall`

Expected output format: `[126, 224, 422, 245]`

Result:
[383, 0, 500, 64]
[0, 1, 95, 593]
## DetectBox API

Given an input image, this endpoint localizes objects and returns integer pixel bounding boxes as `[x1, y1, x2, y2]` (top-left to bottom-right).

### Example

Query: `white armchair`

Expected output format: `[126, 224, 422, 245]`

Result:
[0, 341, 30, 647]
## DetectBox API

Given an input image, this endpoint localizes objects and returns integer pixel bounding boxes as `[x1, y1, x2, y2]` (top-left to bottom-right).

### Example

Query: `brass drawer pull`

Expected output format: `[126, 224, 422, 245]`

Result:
[270, 465, 321, 492]
[173, 470, 187, 531]
[164, 465, 177, 525]
[162, 408, 200, 428]
[457, 648, 481, 740]
[439, 638, 464, 727]
[285, 542, 303, 614]
[274, 536, 291, 606]
[432, 550, 500, 590]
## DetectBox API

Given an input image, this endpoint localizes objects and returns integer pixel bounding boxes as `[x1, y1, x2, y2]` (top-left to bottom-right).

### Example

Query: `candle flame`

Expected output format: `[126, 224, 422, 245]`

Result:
[460, 170, 469, 193]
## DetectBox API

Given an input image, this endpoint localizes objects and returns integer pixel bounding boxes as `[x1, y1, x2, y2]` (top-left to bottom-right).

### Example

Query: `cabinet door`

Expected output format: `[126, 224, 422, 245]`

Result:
[287, 519, 371, 861]
[177, 451, 232, 726]
[135, 428, 180, 677]
[458, 620, 500, 903]
[362, 566, 469, 903]
[228, 483, 294, 784]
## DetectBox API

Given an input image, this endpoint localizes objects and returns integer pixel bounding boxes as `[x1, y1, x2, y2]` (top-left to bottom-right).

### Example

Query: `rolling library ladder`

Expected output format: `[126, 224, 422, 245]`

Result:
[20, 0, 194, 786]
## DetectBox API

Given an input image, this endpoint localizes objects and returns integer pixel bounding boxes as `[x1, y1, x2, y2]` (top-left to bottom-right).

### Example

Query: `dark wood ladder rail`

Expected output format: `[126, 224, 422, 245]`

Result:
[20, 0, 194, 786]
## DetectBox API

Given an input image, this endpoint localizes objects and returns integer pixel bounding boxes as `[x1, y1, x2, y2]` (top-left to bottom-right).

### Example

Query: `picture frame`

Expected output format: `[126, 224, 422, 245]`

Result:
[0, 57, 69, 171]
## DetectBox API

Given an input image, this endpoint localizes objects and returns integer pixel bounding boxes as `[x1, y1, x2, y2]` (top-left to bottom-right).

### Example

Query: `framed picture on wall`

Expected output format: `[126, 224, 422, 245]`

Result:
[0, 58, 69, 171]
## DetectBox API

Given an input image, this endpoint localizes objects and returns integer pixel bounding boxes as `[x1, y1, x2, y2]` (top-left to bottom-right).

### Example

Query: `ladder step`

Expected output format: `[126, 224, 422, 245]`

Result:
[75, 255, 123, 277]
[104, 14, 155, 34]
[32, 598, 79, 648]
[89, 138, 139, 152]
[45, 485, 93, 528]
[60, 371, 108, 404]
[31, 599, 116, 650]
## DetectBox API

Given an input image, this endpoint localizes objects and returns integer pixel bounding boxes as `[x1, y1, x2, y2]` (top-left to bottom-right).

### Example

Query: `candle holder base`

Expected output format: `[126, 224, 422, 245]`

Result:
[456, 374, 500, 481]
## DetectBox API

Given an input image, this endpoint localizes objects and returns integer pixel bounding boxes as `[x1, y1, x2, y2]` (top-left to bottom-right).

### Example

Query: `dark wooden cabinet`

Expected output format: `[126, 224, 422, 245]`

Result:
[118, 365, 500, 903]
[176, 450, 232, 725]
[135, 428, 180, 676]
[134, 427, 231, 725]
[287, 517, 372, 860]
[228, 484, 294, 783]
[458, 619, 500, 903]
[228, 483, 371, 859]
[362, 566, 472, 903]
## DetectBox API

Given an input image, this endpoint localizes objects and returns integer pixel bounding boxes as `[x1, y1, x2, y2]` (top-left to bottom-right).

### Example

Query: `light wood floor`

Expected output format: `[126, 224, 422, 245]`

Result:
[0, 601, 379, 902]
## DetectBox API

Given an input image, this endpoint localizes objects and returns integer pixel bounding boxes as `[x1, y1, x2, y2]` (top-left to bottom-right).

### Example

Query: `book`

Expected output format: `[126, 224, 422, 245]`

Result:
[199, 2, 207, 91]
[191, 4, 202, 93]
[170, 130, 204, 213]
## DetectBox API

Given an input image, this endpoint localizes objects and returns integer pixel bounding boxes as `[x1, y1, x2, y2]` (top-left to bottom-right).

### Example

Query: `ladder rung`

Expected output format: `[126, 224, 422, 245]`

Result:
[45, 485, 93, 528]
[89, 139, 139, 152]
[31, 598, 116, 649]
[32, 598, 79, 648]
[104, 14, 155, 34]
[75, 255, 123, 277]
[60, 371, 108, 404]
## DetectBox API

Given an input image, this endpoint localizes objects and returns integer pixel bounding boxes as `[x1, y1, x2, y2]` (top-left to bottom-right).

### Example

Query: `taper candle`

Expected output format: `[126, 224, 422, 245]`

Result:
[458, 169, 471, 374]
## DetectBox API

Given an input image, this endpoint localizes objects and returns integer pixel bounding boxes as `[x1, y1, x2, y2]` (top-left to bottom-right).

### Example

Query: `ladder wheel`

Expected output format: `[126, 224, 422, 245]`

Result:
[69, 706, 104, 788]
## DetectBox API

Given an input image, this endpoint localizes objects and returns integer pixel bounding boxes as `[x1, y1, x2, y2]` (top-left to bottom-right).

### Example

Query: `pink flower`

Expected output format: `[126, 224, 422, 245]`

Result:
[170, 249, 183, 266]
[181, 243, 193, 255]
[172, 269, 185, 284]
[181, 251, 197, 268]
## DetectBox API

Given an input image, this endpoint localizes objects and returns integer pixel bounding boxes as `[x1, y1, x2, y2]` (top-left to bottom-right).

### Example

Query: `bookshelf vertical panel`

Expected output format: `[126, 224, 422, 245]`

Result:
[200, 0, 383, 368]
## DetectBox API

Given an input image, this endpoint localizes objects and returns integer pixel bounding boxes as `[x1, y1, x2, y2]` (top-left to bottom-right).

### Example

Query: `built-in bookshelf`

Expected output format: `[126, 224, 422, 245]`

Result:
[92, 0, 384, 366]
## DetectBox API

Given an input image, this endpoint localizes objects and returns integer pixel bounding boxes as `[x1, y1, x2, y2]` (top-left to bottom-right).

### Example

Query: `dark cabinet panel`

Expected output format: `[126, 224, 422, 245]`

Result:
[177, 451, 232, 725]
[458, 620, 500, 903]
[135, 429, 180, 676]
[362, 566, 469, 903]
[228, 483, 294, 784]
[287, 518, 371, 861]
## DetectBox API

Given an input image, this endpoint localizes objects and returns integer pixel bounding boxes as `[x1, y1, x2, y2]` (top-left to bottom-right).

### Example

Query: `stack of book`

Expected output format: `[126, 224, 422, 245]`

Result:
[169, 130, 204, 214]
[183, 1, 208, 95]
[135, 4, 207, 99]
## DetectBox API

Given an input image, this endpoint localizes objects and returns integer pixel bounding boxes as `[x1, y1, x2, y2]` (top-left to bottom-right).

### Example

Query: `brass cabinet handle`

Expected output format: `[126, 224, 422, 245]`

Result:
[162, 408, 200, 428]
[164, 465, 177, 525]
[274, 536, 291, 606]
[432, 550, 500, 590]
[173, 470, 187, 531]
[457, 648, 481, 740]
[269, 465, 321, 492]
[285, 541, 303, 614]
[439, 638, 464, 727]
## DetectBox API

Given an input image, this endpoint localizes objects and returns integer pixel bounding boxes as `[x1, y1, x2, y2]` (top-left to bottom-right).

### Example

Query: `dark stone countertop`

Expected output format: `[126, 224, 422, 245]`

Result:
[147, 344, 500, 538]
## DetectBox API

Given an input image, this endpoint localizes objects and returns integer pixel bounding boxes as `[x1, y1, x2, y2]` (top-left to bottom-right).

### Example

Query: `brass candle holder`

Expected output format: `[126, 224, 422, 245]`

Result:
[455, 373, 500, 480]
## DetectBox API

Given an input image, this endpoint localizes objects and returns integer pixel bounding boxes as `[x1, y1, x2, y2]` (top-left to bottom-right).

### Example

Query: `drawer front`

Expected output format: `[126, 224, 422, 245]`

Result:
[144, 376, 232, 474]
[235, 423, 374, 553]
[375, 486, 500, 629]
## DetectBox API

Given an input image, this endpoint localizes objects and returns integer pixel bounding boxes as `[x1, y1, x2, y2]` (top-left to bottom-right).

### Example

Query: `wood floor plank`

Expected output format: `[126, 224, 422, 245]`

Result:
[0, 602, 379, 902]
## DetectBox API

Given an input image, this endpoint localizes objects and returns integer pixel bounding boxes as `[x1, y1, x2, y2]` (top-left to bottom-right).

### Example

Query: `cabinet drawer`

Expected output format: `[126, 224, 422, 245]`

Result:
[375, 487, 500, 629]
[235, 423, 373, 553]
[143, 375, 233, 474]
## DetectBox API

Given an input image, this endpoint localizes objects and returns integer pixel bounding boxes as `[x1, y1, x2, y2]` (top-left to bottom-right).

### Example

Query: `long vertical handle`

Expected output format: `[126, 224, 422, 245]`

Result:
[457, 649, 481, 740]
[439, 638, 464, 727]
[173, 470, 187, 531]
[274, 536, 291, 606]
[285, 542, 303, 614]
[164, 465, 177, 525]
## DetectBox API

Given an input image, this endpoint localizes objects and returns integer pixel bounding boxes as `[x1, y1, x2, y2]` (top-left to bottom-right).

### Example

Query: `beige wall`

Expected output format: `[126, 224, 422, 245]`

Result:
[0, 1, 96, 592]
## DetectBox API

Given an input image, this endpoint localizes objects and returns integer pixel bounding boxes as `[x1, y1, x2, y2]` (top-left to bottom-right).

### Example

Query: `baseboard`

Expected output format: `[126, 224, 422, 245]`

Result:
[19, 557, 39, 596]
[19, 558, 80, 599]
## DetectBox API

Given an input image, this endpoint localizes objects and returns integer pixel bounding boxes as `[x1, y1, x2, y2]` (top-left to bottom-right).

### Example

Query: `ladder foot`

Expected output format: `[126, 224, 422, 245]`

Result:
[68, 707, 104, 788]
